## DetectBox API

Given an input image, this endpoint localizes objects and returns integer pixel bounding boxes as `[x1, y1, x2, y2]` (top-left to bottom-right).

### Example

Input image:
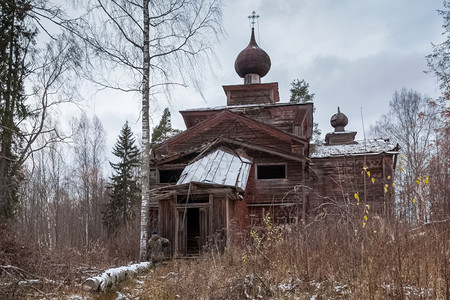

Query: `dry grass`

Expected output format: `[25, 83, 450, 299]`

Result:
[135, 217, 449, 299]
[2, 216, 448, 299]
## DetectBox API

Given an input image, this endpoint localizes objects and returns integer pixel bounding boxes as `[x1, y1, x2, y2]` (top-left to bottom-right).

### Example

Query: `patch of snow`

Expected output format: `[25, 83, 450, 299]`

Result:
[17, 279, 40, 285]
[279, 283, 292, 292]
[312, 139, 398, 158]
[181, 102, 307, 112]
[66, 295, 88, 300]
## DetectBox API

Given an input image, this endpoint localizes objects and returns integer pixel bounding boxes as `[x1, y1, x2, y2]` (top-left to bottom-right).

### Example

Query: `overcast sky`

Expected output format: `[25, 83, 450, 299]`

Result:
[86, 0, 445, 163]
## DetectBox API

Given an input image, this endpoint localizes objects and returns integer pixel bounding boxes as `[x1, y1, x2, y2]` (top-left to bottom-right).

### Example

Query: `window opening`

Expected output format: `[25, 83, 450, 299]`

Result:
[159, 169, 183, 183]
[257, 164, 286, 179]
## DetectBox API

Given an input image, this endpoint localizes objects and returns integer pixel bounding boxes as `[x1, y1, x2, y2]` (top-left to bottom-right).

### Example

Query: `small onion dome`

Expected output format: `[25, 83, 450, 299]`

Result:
[330, 107, 348, 132]
[234, 28, 271, 78]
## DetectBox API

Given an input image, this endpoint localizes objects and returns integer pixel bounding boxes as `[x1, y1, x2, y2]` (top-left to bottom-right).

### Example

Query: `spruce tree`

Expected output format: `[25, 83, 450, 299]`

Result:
[289, 79, 322, 143]
[0, 0, 36, 222]
[151, 108, 182, 147]
[103, 121, 140, 235]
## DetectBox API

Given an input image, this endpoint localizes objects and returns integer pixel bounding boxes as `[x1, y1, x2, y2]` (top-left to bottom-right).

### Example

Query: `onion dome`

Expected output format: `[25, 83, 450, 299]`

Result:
[234, 28, 271, 81]
[330, 107, 348, 132]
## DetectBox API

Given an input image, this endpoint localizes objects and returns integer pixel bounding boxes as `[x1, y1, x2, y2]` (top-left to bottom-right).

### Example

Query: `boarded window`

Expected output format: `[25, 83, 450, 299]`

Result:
[159, 169, 183, 183]
[257, 164, 286, 179]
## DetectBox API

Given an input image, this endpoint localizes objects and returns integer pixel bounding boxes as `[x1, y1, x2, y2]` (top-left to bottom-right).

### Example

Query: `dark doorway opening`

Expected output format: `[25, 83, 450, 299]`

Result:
[187, 208, 200, 255]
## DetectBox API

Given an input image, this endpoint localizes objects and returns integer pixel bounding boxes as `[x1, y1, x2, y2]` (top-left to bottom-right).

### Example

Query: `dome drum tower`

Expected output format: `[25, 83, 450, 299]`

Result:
[223, 14, 279, 106]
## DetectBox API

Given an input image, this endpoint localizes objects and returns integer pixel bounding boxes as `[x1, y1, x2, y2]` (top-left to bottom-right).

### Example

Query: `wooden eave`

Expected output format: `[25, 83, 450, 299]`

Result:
[155, 135, 309, 166]
[169, 110, 309, 147]
[149, 182, 240, 201]
[181, 102, 313, 130]
[218, 136, 309, 163]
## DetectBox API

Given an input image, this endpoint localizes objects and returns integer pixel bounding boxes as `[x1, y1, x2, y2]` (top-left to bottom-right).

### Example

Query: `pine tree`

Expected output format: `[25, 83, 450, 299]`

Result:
[103, 121, 141, 235]
[151, 108, 182, 146]
[0, 0, 35, 222]
[289, 79, 322, 143]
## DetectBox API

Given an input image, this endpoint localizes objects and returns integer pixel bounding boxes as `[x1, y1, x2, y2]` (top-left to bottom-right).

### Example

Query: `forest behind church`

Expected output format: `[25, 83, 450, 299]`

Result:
[0, 0, 449, 298]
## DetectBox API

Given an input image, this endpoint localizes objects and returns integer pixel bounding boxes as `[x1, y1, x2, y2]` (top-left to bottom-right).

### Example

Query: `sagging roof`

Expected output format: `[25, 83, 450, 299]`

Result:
[177, 148, 252, 192]
[311, 139, 399, 158]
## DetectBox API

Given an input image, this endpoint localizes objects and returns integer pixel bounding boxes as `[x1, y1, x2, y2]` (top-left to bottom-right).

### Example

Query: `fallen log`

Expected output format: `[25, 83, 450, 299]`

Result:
[81, 262, 150, 292]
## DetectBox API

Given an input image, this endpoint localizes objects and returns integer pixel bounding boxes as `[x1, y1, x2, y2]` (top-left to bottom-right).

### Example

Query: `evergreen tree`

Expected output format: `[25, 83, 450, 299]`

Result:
[103, 121, 140, 235]
[0, 0, 36, 222]
[289, 79, 315, 103]
[151, 108, 182, 146]
[289, 79, 322, 143]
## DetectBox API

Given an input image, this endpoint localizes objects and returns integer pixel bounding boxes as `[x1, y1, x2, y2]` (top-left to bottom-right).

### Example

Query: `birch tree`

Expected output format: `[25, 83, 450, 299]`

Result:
[0, 0, 82, 223]
[72, 0, 223, 260]
[72, 114, 107, 247]
[370, 89, 440, 223]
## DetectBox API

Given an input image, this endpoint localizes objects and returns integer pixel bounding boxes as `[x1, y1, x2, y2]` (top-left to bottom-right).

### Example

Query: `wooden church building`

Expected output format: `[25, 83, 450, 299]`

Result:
[148, 23, 399, 256]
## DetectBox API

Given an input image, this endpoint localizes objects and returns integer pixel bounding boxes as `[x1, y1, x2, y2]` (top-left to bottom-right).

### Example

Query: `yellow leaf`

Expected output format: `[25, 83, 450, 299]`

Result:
[362, 222, 366, 228]
[357, 202, 360, 206]
[424, 176, 429, 184]
[412, 198, 416, 204]
[367, 171, 371, 177]
[366, 204, 370, 209]
[416, 180, 420, 184]
[364, 215, 368, 221]
[387, 175, 391, 180]
[354, 193, 359, 200]
[384, 184, 388, 193]
[371, 177, 375, 184]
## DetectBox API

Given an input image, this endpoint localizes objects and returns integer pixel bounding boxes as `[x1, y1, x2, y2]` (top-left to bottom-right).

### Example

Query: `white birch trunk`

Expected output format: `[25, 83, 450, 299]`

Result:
[81, 262, 150, 292]
[139, 0, 151, 262]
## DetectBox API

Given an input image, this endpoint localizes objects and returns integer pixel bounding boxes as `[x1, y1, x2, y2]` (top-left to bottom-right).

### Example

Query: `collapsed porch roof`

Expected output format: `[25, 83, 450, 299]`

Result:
[177, 148, 252, 192]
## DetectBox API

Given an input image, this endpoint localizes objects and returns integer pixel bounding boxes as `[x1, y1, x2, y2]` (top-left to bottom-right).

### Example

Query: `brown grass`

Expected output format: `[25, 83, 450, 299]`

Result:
[136, 216, 449, 299]
[2, 216, 448, 299]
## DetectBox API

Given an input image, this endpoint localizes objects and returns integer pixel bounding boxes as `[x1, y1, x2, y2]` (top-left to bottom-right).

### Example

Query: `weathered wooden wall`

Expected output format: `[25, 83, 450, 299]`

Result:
[243, 152, 304, 204]
[309, 154, 395, 219]
[180, 103, 313, 141]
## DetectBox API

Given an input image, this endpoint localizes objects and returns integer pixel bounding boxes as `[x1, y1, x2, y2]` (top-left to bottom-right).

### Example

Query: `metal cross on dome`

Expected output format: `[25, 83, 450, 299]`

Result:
[248, 11, 259, 29]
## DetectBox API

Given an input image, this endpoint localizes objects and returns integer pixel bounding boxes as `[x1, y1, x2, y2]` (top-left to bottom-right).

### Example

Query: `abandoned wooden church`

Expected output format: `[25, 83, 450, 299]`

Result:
[148, 24, 399, 257]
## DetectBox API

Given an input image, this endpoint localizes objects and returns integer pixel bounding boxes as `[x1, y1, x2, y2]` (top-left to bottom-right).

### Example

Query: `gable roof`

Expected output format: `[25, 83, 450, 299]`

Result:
[155, 136, 309, 165]
[156, 109, 309, 155]
[153, 110, 311, 166]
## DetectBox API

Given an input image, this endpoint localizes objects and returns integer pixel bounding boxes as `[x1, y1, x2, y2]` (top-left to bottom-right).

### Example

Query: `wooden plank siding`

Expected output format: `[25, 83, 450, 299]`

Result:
[309, 154, 396, 220]
[180, 103, 313, 140]
[244, 152, 304, 204]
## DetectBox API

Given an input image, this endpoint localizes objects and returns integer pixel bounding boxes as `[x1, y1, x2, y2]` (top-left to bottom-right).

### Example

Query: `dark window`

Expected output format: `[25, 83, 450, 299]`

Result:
[159, 169, 183, 183]
[257, 164, 286, 179]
